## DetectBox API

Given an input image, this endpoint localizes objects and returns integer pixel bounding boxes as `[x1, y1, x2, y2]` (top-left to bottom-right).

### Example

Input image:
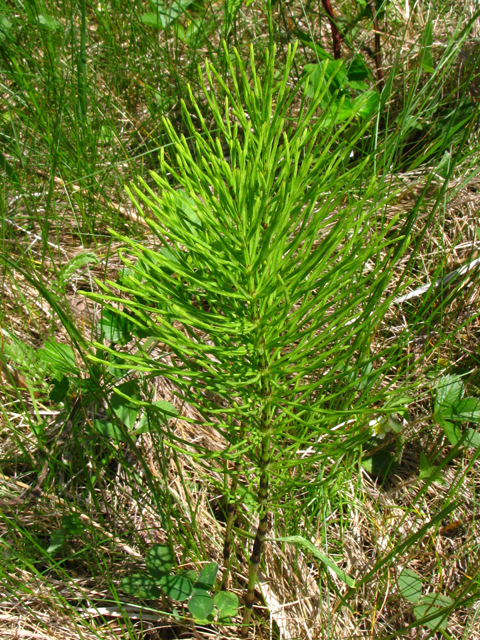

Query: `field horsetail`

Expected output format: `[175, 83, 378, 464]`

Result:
[89, 41, 459, 636]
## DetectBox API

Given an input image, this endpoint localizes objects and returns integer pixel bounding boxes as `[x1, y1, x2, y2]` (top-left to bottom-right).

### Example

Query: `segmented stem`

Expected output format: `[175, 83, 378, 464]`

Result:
[221, 459, 242, 589]
[241, 486, 269, 634]
[241, 350, 272, 636]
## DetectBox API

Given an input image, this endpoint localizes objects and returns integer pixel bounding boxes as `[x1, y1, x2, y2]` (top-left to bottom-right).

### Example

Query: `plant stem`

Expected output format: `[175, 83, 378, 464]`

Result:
[241, 511, 269, 635]
[368, 0, 384, 91]
[221, 458, 242, 589]
[321, 0, 342, 59]
[241, 350, 272, 636]
[78, 0, 87, 126]
[266, 0, 274, 50]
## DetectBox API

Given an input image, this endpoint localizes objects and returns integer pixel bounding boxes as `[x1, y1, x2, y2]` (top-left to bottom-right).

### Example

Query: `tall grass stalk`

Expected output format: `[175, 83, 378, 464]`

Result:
[78, 0, 87, 127]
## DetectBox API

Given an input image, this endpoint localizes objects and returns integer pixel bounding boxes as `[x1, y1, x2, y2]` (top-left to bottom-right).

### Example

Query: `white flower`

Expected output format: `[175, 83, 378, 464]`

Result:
[370, 416, 392, 440]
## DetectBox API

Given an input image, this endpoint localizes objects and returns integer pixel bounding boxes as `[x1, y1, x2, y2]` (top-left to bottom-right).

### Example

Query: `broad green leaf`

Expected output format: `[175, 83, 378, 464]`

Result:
[236, 484, 258, 511]
[398, 568, 422, 603]
[418, 454, 445, 485]
[137, 246, 181, 280]
[49, 375, 70, 403]
[135, 413, 151, 435]
[436, 151, 452, 180]
[121, 573, 161, 599]
[184, 569, 198, 582]
[194, 562, 218, 591]
[93, 419, 128, 442]
[99, 124, 115, 144]
[414, 592, 453, 630]
[144, 0, 193, 29]
[37, 14, 60, 31]
[105, 351, 129, 378]
[188, 591, 215, 619]
[111, 381, 141, 429]
[136, 254, 156, 279]
[157, 573, 193, 601]
[38, 340, 77, 376]
[347, 55, 370, 87]
[47, 528, 66, 554]
[159, 245, 181, 265]
[435, 375, 464, 417]
[439, 419, 461, 446]
[174, 22, 186, 42]
[387, 415, 403, 434]
[420, 22, 434, 73]
[79, 375, 101, 394]
[362, 449, 398, 477]
[146, 544, 175, 578]
[117, 267, 136, 284]
[62, 514, 83, 535]
[297, 37, 333, 60]
[224, 0, 243, 35]
[137, 400, 178, 433]
[452, 397, 480, 423]
[304, 59, 347, 101]
[31, 419, 47, 440]
[0, 149, 19, 184]
[419, 452, 436, 480]
[140, 12, 163, 27]
[273, 536, 355, 588]
[304, 64, 378, 125]
[464, 428, 480, 449]
[100, 307, 134, 346]
[214, 590, 239, 617]
[352, 90, 379, 119]
[184, 18, 209, 45]
[421, 593, 454, 607]
[0, 16, 12, 43]
[403, 115, 423, 131]
[152, 400, 178, 418]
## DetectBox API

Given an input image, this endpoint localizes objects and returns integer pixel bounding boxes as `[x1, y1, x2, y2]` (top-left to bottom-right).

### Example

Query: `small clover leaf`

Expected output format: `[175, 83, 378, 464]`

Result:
[157, 573, 193, 601]
[398, 568, 422, 603]
[414, 593, 454, 631]
[193, 562, 218, 591]
[121, 573, 161, 599]
[146, 544, 175, 578]
[188, 591, 215, 620]
[214, 591, 239, 618]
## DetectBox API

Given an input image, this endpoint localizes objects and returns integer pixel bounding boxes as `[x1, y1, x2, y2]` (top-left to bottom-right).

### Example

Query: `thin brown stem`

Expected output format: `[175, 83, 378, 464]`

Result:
[368, 0, 384, 90]
[240, 511, 269, 636]
[321, 0, 342, 59]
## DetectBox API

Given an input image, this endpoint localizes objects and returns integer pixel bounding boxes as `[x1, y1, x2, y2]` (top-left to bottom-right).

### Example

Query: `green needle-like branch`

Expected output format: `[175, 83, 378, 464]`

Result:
[85, 39, 474, 636]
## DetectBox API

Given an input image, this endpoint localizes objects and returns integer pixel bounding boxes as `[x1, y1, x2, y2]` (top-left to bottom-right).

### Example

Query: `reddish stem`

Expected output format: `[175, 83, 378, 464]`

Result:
[321, 0, 342, 59]
[368, 0, 384, 90]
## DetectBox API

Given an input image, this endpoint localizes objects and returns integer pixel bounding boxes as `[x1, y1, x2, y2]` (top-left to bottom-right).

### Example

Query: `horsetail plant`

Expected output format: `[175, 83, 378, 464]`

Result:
[87, 43, 451, 635]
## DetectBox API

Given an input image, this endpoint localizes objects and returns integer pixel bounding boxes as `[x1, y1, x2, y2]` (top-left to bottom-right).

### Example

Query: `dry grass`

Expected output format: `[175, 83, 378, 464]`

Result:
[2, 181, 480, 639]
[1, 0, 480, 638]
